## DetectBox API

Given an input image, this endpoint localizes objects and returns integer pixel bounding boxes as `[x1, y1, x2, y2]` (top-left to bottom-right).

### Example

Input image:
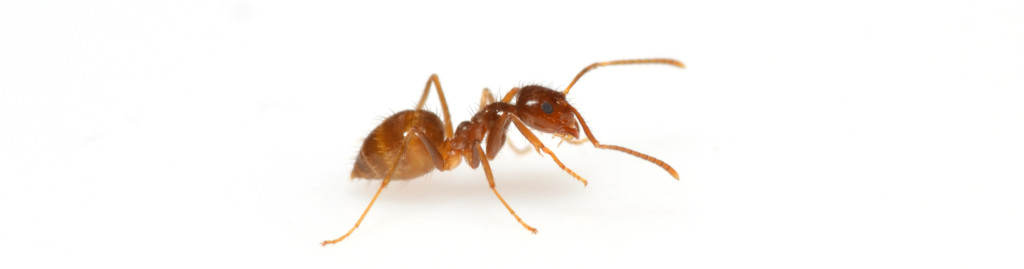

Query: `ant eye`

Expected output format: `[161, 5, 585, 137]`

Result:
[541, 102, 554, 114]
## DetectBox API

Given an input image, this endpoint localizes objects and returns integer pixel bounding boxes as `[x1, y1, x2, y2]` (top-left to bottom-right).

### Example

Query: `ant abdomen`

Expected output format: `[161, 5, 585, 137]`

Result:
[351, 110, 445, 180]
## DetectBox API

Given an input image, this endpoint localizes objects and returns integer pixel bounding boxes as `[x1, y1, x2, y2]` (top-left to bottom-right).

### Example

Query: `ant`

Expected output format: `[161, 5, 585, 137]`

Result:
[322, 58, 685, 246]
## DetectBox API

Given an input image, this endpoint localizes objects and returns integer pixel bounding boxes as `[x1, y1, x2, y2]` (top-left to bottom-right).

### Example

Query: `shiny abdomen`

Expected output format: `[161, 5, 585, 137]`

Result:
[350, 110, 446, 180]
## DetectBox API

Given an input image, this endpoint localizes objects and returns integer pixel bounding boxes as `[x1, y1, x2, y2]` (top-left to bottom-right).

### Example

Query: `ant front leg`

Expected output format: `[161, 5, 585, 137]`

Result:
[509, 116, 589, 187]
[505, 138, 536, 155]
[480, 88, 534, 156]
[567, 106, 679, 179]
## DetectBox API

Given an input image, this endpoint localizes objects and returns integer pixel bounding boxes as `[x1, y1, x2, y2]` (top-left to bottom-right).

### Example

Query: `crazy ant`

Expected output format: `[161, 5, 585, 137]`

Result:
[322, 58, 685, 246]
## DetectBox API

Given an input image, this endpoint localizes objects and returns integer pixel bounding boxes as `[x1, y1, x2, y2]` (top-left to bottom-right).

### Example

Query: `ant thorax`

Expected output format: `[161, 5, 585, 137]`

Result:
[450, 102, 516, 165]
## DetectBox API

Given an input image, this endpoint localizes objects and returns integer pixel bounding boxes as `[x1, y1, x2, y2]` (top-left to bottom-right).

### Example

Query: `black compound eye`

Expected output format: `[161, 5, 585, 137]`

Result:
[541, 102, 554, 114]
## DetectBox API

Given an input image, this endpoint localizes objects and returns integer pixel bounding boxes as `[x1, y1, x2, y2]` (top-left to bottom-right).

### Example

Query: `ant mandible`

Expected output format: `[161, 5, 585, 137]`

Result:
[322, 58, 685, 246]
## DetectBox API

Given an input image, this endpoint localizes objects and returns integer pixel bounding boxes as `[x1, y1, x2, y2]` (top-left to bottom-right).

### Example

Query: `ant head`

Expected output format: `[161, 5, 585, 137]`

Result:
[514, 85, 579, 138]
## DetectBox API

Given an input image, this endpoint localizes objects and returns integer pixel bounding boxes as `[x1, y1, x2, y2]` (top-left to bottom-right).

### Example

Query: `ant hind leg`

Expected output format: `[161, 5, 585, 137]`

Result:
[322, 128, 445, 246]
[416, 74, 454, 138]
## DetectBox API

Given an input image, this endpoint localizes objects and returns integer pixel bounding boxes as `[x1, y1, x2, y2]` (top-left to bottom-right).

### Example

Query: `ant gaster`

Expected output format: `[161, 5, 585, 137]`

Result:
[323, 59, 685, 246]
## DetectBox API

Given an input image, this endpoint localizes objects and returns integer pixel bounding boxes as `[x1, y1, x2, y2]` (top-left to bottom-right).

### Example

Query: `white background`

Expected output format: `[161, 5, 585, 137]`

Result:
[2, 1, 1022, 268]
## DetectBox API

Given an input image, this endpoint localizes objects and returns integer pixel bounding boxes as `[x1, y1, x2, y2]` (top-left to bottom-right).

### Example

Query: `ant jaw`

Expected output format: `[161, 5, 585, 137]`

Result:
[562, 124, 580, 139]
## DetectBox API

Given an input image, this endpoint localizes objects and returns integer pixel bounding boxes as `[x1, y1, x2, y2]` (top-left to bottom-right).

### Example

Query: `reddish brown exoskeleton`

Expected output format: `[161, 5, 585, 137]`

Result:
[322, 59, 684, 246]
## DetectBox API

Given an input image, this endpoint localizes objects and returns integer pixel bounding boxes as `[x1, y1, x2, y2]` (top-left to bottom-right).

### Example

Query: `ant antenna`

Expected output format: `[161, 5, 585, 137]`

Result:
[563, 59, 685, 95]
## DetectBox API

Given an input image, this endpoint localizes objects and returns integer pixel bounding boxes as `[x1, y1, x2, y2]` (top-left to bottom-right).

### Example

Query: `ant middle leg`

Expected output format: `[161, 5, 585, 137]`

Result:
[474, 143, 537, 233]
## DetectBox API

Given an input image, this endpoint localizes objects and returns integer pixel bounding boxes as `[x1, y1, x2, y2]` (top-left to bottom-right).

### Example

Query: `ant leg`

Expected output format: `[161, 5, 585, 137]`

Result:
[321, 132, 419, 246]
[498, 87, 535, 155]
[474, 143, 537, 233]
[415, 74, 454, 138]
[509, 116, 589, 186]
[479, 87, 533, 155]
[320, 179, 386, 246]
[505, 138, 535, 155]
[500, 87, 519, 103]
[411, 128, 447, 170]
[567, 106, 679, 179]
[479, 88, 496, 109]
